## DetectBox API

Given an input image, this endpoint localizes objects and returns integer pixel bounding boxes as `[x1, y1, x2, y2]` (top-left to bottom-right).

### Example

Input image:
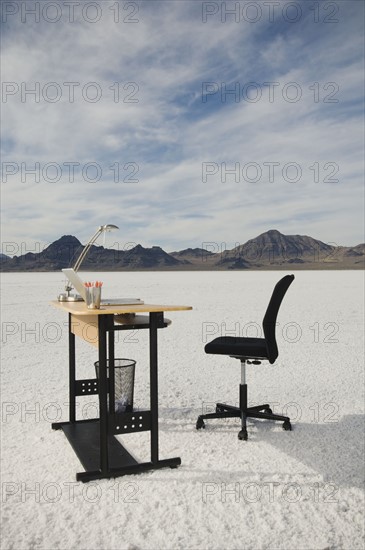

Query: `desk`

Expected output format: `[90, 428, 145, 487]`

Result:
[50, 301, 192, 482]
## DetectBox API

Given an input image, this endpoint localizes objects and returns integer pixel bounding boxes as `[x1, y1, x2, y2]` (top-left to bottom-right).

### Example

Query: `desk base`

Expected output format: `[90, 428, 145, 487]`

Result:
[52, 419, 181, 482]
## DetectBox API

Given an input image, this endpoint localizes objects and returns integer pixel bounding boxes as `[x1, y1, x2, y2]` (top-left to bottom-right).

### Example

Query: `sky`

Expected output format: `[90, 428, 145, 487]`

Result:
[1, 0, 364, 256]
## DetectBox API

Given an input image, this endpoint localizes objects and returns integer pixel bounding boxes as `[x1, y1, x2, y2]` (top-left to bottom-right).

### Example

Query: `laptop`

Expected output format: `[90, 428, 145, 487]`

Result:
[62, 269, 144, 305]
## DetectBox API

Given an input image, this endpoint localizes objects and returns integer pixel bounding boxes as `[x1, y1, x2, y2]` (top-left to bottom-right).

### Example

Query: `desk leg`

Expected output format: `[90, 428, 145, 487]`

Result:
[98, 315, 109, 474]
[69, 313, 76, 423]
[108, 318, 115, 415]
[150, 312, 159, 464]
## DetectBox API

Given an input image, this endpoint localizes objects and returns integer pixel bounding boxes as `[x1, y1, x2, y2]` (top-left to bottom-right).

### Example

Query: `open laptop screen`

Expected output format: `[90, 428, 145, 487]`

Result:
[61, 269, 144, 305]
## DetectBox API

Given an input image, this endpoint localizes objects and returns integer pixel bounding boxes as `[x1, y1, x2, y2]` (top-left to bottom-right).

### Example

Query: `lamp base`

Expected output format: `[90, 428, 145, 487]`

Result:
[58, 293, 83, 302]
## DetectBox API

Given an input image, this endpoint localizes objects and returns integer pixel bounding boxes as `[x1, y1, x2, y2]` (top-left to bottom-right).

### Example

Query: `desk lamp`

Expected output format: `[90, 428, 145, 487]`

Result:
[58, 224, 119, 301]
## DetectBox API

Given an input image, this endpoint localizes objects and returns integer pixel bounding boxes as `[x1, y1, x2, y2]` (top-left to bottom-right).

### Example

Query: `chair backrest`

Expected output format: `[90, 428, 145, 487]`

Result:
[262, 275, 294, 364]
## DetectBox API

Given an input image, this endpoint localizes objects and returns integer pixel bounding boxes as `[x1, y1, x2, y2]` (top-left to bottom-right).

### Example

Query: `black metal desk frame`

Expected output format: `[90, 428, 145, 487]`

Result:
[52, 312, 181, 482]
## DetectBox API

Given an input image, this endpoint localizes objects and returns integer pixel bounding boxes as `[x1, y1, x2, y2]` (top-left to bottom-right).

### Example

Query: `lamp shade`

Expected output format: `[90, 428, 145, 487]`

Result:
[102, 224, 119, 231]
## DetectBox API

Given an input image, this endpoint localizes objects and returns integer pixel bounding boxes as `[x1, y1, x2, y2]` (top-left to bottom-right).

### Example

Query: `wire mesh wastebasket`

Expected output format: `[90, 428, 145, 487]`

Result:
[94, 358, 136, 413]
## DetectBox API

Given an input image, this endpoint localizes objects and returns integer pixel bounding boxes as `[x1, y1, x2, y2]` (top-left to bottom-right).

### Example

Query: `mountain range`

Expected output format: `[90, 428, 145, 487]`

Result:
[1, 230, 364, 271]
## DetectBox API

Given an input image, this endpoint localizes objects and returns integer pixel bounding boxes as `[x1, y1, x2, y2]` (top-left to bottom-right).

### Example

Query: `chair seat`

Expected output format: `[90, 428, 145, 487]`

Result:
[205, 336, 268, 360]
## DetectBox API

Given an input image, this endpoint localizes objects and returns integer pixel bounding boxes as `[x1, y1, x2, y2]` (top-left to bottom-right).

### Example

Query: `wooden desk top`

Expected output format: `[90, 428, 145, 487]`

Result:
[50, 301, 192, 316]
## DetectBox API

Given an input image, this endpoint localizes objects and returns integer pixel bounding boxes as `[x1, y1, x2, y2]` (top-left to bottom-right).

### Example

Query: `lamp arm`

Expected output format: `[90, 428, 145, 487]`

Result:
[72, 227, 103, 272]
[60, 223, 118, 300]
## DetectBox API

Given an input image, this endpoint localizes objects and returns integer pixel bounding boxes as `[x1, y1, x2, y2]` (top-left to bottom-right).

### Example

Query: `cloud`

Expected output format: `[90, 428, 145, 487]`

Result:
[1, 0, 364, 253]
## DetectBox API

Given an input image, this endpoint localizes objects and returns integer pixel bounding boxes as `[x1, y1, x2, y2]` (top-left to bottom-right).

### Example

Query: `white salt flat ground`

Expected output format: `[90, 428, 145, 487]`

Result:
[1, 271, 364, 550]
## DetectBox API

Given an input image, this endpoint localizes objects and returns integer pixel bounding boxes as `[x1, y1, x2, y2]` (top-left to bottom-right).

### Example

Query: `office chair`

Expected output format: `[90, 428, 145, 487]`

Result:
[196, 274, 295, 440]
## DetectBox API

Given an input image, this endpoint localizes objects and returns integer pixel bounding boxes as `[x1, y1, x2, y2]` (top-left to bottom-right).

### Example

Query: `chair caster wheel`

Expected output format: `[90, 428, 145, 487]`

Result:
[283, 420, 292, 431]
[196, 417, 205, 430]
[264, 407, 272, 414]
[238, 429, 248, 441]
[216, 405, 225, 413]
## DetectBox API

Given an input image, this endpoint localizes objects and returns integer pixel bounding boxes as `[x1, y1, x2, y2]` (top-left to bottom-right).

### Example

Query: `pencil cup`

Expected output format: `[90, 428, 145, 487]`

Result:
[86, 286, 101, 309]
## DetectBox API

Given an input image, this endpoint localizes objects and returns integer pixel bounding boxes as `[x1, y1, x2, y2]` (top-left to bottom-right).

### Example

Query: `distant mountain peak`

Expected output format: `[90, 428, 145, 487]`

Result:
[263, 229, 282, 236]
[48, 235, 82, 247]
